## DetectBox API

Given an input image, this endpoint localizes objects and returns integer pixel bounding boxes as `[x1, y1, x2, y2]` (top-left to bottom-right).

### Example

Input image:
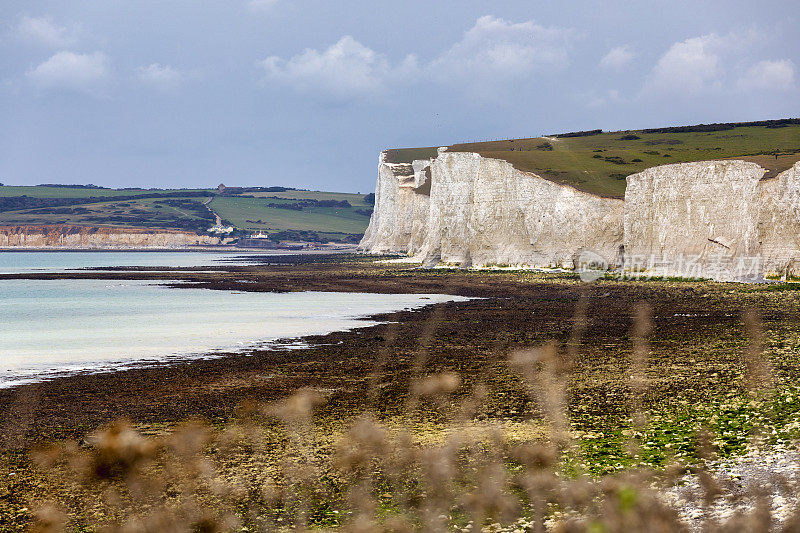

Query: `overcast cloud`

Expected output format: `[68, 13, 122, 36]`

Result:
[0, 1, 797, 192]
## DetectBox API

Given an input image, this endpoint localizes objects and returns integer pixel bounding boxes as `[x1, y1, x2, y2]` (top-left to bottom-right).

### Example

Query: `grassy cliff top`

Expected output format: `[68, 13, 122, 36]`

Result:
[384, 119, 800, 198]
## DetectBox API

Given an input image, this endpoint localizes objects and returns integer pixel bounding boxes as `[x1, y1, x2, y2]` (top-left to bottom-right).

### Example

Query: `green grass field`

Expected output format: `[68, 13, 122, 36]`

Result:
[0, 196, 216, 232]
[385, 122, 800, 198]
[0, 184, 373, 240]
[242, 189, 372, 206]
[209, 195, 371, 235]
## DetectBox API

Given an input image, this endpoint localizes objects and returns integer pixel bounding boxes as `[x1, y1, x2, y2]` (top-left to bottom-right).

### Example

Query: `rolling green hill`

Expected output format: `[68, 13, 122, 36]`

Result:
[385, 119, 800, 198]
[0, 196, 216, 232]
[208, 194, 372, 242]
[0, 185, 373, 242]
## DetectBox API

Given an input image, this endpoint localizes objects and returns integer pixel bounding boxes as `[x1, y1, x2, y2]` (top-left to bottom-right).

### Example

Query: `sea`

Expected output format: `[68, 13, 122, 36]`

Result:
[0, 251, 465, 388]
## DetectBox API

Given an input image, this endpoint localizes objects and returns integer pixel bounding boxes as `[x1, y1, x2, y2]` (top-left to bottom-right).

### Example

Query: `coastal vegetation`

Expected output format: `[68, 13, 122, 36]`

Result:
[384, 119, 800, 198]
[0, 195, 217, 233]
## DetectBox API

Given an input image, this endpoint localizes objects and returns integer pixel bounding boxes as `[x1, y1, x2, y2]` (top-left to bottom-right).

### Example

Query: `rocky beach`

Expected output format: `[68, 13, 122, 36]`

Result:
[4, 254, 800, 530]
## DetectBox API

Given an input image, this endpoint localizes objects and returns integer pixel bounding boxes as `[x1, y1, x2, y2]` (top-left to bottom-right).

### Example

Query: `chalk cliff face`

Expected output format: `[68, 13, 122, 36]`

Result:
[758, 161, 800, 277]
[359, 153, 431, 254]
[362, 148, 800, 281]
[624, 159, 800, 281]
[0, 225, 221, 248]
[420, 152, 624, 268]
[624, 161, 766, 281]
[360, 150, 624, 269]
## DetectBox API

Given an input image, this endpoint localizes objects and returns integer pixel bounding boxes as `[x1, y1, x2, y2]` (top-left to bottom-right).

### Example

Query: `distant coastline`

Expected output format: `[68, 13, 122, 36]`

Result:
[0, 245, 358, 252]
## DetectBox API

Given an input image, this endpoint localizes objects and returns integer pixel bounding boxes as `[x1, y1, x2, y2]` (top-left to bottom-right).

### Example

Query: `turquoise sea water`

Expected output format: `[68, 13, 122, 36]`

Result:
[0, 252, 465, 388]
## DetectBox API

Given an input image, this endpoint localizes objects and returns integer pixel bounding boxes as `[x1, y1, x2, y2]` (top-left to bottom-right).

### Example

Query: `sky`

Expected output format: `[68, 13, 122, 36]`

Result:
[0, 1, 798, 193]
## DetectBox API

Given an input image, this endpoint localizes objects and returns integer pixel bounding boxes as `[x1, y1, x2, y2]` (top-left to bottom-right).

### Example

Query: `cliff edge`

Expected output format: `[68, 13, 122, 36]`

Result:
[420, 151, 623, 268]
[624, 160, 766, 281]
[360, 149, 624, 269]
[361, 145, 800, 281]
[0, 225, 222, 248]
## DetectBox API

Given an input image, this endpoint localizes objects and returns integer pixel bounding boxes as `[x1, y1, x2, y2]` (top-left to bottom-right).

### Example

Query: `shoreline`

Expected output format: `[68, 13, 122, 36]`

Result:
[0, 297, 490, 447]
[0, 258, 758, 449]
[0, 289, 467, 392]
[0, 259, 550, 447]
[0, 245, 359, 253]
[6, 256, 800, 530]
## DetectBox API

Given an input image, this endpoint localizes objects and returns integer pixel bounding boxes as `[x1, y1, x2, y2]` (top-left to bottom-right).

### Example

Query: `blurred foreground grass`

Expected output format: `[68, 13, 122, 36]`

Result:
[4, 302, 800, 532]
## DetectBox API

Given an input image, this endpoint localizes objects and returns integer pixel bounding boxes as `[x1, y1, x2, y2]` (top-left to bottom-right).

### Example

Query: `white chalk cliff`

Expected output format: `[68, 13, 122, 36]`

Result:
[359, 153, 432, 255]
[758, 161, 800, 277]
[624, 160, 800, 281]
[419, 151, 624, 268]
[361, 149, 624, 269]
[623, 160, 766, 281]
[361, 146, 800, 282]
